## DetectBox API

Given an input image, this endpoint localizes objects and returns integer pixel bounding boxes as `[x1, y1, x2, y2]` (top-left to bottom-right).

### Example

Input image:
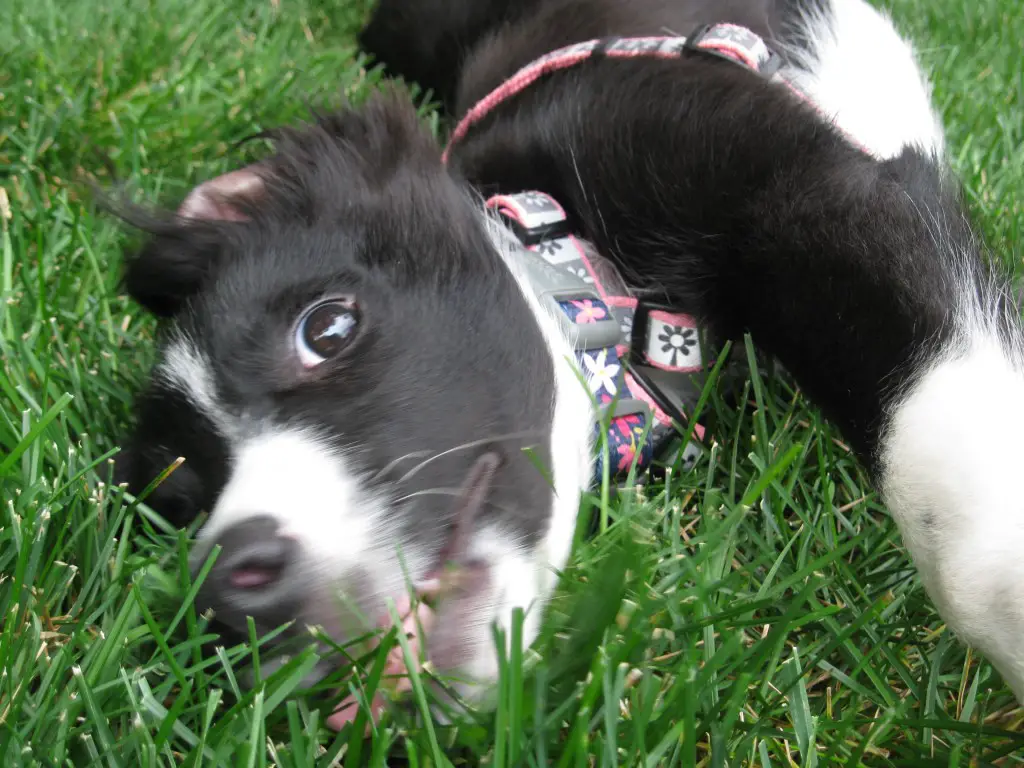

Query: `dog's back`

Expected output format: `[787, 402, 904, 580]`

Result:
[361, 0, 943, 161]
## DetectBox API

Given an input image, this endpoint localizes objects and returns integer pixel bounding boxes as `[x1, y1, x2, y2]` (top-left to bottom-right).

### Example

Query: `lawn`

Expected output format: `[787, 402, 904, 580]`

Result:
[1, 0, 1022, 764]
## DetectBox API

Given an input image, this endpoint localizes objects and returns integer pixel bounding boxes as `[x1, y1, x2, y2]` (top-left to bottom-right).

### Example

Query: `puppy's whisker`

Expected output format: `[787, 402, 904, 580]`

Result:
[368, 427, 537, 483]
[392, 488, 521, 518]
[367, 449, 434, 483]
[395, 429, 543, 484]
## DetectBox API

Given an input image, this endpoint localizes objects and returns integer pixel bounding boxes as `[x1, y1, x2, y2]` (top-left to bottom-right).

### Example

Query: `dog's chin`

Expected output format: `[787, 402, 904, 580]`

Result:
[243, 652, 338, 691]
[218, 573, 498, 731]
[211, 582, 431, 684]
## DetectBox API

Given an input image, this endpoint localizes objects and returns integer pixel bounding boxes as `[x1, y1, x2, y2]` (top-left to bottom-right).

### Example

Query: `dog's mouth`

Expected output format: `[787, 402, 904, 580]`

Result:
[197, 452, 503, 730]
[325, 451, 501, 732]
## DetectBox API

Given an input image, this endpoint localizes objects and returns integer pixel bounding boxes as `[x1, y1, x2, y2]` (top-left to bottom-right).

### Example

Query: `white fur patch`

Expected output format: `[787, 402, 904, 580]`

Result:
[158, 333, 235, 439]
[200, 428, 429, 612]
[881, 332, 1024, 699]
[484, 214, 595, 595]
[440, 527, 551, 707]
[433, 212, 596, 694]
[779, 0, 946, 160]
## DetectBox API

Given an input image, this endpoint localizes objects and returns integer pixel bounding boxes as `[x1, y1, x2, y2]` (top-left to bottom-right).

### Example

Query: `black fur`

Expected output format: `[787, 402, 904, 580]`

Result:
[117, 92, 557, 550]
[360, 0, 989, 469]
[113, 0, 1016, 705]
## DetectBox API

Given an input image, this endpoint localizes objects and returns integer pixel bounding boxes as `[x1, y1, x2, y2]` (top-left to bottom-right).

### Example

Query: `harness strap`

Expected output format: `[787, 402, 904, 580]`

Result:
[440, 21, 872, 483]
[487, 191, 705, 483]
[487, 192, 705, 378]
[443, 22, 870, 161]
[443, 23, 783, 163]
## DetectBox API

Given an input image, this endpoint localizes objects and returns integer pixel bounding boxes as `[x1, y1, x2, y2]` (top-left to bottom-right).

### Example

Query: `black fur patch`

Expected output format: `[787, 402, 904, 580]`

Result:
[116, 92, 558, 551]
[360, 0, 995, 471]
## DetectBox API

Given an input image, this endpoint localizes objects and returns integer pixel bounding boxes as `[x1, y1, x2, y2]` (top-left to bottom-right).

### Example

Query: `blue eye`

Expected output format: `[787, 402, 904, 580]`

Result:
[295, 299, 360, 368]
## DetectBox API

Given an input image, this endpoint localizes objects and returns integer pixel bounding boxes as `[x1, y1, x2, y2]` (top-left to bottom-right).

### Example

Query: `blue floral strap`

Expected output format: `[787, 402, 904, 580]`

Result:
[488, 192, 706, 484]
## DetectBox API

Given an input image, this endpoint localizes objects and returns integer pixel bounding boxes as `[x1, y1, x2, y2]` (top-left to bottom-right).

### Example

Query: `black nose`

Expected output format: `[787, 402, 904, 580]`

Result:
[195, 516, 301, 631]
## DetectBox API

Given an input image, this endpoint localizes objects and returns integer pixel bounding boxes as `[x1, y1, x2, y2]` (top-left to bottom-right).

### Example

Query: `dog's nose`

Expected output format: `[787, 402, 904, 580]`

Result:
[195, 516, 301, 630]
[216, 517, 293, 589]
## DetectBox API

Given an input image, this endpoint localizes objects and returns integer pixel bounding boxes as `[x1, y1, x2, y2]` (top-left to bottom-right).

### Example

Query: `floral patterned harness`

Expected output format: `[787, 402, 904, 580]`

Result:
[443, 23, 824, 484]
[489, 190, 708, 484]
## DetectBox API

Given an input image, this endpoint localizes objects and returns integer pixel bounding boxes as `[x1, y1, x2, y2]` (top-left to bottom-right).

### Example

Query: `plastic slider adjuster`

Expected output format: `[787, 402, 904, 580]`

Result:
[628, 299, 695, 427]
[550, 290, 623, 351]
[683, 23, 783, 79]
[504, 241, 624, 351]
[600, 396, 651, 425]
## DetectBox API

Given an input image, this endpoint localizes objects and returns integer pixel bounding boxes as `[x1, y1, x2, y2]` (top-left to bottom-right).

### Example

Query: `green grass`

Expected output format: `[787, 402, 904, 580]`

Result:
[1, 0, 1022, 764]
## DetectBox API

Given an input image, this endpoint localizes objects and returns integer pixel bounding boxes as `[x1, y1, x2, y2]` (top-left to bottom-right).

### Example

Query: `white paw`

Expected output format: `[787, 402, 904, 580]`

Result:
[883, 338, 1024, 699]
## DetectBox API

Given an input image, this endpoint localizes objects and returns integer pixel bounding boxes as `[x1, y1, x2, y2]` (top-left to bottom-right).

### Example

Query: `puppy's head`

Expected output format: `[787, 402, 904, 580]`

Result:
[116, 93, 591, 681]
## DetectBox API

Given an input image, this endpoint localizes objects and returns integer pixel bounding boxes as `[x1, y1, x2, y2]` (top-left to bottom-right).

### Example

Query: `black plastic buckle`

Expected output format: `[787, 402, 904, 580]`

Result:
[627, 364, 694, 434]
[496, 209, 573, 248]
[683, 23, 783, 79]
[627, 299, 694, 429]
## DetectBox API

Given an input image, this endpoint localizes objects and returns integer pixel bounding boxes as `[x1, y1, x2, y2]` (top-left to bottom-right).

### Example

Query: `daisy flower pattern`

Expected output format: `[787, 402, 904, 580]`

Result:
[614, 417, 642, 472]
[593, 413, 656, 479]
[657, 325, 697, 367]
[558, 297, 611, 326]
[519, 191, 557, 212]
[616, 440, 638, 473]
[566, 265, 595, 283]
[536, 239, 564, 257]
[582, 348, 621, 398]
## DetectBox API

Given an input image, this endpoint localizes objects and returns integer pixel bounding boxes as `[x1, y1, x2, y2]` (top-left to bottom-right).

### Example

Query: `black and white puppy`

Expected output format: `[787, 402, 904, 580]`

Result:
[116, 0, 1024, 717]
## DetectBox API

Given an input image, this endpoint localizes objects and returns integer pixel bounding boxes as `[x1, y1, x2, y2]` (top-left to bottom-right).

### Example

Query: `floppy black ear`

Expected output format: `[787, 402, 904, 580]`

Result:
[120, 167, 266, 317]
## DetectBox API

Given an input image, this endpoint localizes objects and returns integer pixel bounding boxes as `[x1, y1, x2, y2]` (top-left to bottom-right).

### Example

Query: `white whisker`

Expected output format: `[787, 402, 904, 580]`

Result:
[395, 429, 544, 484]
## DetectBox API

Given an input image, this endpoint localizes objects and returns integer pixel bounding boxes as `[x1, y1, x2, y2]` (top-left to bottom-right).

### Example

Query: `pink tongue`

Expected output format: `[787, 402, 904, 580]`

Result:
[229, 567, 278, 589]
[327, 694, 386, 732]
[327, 594, 437, 734]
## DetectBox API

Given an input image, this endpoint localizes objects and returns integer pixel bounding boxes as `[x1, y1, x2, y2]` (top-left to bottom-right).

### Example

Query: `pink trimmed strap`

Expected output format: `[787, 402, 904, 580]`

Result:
[650, 309, 695, 327]
[442, 23, 870, 162]
[443, 25, 777, 162]
[484, 187, 710, 474]
[488, 193, 567, 225]
[445, 44, 598, 161]
[487, 193, 615, 302]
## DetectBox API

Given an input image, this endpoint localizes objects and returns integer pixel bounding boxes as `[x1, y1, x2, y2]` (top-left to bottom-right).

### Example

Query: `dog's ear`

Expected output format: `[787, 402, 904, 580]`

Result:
[177, 167, 265, 223]
[121, 166, 266, 317]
